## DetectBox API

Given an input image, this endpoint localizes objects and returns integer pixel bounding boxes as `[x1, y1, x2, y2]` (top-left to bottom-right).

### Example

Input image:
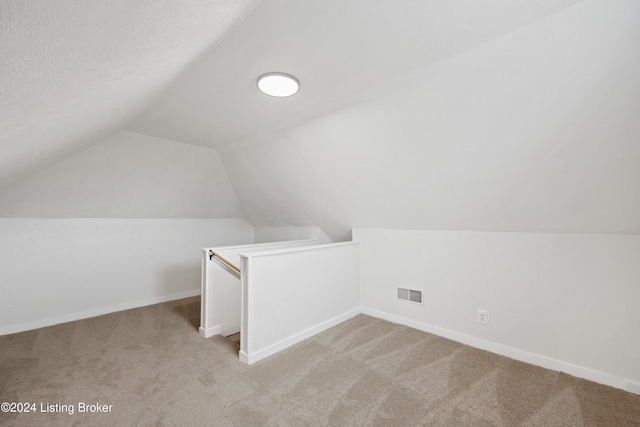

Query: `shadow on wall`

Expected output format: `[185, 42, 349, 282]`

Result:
[158, 264, 202, 330]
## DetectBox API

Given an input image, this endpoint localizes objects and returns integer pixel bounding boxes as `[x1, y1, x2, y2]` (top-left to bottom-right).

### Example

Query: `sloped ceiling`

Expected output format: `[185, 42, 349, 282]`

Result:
[0, 0, 261, 188]
[3, 0, 640, 240]
[130, 0, 586, 147]
[220, 0, 640, 240]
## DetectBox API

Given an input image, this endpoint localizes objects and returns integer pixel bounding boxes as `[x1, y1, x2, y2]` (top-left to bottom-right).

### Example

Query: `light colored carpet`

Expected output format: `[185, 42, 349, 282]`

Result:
[1, 297, 639, 426]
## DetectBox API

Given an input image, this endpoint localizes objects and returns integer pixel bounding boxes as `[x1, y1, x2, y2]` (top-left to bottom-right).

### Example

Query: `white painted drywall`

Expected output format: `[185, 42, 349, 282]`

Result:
[240, 242, 360, 364]
[254, 226, 332, 243]
[200, 239, 321, 338]
[0, 132, 244, 218]
[210, 239, 322, 270]
[354, 228, 640, 388]
[0, 218, 253, 334]
[200, 254, 241, 338]
[219, 0, 640, 241]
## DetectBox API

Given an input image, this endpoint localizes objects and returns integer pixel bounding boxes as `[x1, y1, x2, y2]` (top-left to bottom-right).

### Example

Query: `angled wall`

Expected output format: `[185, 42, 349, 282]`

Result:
[0, 132, 244, 218]
[219, 0, 640, 240]
[0, 132, 252, 333]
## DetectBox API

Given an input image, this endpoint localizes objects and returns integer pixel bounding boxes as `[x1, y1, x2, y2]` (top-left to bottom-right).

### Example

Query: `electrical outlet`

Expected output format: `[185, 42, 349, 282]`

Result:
[477, 309, 489, 324]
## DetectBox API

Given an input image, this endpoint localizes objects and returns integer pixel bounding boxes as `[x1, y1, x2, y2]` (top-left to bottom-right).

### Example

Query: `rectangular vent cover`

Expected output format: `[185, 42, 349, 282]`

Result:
[397, 287, 423, 304]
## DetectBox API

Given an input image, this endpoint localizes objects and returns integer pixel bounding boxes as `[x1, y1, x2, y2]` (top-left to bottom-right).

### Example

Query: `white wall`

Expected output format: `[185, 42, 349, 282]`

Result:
[0, 132, 244, 218]
[254, 226, 332, 244]
[354, 228, 640, 391]
[210, 239, 321, 271]
[200, 253, 241, 338]
[0, 219, 253, 334]
[200, 239, 321, 338]
[0, 130, 252, 334]
[240, 242, 360, 364]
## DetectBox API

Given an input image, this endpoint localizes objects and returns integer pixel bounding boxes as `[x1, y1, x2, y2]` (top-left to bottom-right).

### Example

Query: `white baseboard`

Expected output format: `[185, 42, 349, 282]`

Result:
[0, 289, 201, 336]
[361, 307, 631, 393]
[627, 380, 640, 395]
[241, 307, 361, 365]
[199, 325, 221, 338]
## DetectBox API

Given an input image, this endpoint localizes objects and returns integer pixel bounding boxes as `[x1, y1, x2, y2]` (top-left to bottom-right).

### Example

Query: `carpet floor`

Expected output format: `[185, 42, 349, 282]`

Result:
[1, 297, 639, 426]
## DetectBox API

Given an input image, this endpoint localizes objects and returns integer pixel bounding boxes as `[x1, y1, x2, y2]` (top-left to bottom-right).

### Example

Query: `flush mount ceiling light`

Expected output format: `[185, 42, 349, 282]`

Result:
[257, 72, 300, 97]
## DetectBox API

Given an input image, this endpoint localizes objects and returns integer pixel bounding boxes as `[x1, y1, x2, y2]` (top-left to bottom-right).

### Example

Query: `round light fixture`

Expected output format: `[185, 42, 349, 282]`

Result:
[257, 72, 299, 97]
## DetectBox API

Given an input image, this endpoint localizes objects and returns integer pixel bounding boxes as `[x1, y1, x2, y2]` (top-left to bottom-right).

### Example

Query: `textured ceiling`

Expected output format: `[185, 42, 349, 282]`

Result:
[130, 0, 585, 149]
[0, 0, 588, 184]
[3, 0, 639, 239]
[215, 0, 640, 240]
[0, 0, 260, 189]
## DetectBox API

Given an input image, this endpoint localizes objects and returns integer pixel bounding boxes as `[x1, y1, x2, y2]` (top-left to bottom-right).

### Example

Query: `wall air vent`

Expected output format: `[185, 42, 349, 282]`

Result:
[397, 287, 423, 304]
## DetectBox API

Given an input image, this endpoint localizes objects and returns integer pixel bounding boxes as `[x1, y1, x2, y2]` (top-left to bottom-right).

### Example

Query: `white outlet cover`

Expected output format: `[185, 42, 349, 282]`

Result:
[477, 309, 489, 324]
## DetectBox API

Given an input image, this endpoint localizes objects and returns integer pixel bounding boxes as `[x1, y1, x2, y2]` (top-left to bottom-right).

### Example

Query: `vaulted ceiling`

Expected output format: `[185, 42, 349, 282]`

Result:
[0, 0, 261, 187]
[130, 0, 587, 148]
[2, 0, 639, 240]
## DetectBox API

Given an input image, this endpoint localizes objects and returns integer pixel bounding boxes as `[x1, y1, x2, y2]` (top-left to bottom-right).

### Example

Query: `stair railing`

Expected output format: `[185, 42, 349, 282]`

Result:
[209, 250, 241, 274]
